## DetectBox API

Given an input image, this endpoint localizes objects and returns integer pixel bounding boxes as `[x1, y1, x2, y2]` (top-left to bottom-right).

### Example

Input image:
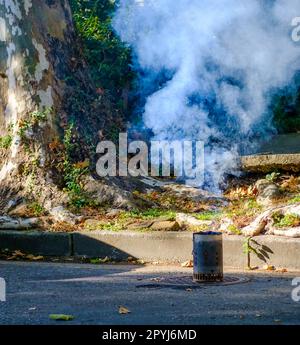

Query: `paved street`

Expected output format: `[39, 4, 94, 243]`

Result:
[0, 261, 299, 325]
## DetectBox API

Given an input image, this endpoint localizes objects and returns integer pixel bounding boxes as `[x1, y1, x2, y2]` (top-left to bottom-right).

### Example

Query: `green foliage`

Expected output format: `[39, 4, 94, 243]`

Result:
[70, 0, 134, 95]
[0, 134, 12, 150]
[28, 202, 45, 216]
[121, 209, 176, 221]
[227, 224, 242, 235]
[61, 124, 91, 209]
[272, 92, 300, 133]
[49, 314, 74, 321]
[243, 236, 260, 269]
[195, 211, 222, 221]
[272, 212, 300, 228]
[90, 257, 112, 264]
[224, 198, 262, 220]
[266, 172, 280, 182]
[18, 108, 51, 140]
[85, 218, 126, 232]
[31, 108, 50, 124]
[24, 156, 40, 194]
[243, 237, 273, 269]
[60, 124, 101, 210]
[243, 237, 255, 255]
[0, 123, 13, 150]
[289, 195, 300, 204]
[245, 199, 261, 211]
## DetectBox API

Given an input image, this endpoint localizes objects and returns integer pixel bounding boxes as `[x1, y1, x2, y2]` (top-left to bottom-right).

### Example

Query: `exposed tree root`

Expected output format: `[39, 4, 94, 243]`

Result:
[267, 227, 300, 238]
[241, 209, 272, 237]
[241, 203, 300, 237]
[176, 213, 213, 228]
[0, 216, 39, 230]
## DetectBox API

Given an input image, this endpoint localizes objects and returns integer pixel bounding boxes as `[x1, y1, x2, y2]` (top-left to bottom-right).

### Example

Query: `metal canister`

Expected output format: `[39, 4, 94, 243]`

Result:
[193, 231, 223, 282]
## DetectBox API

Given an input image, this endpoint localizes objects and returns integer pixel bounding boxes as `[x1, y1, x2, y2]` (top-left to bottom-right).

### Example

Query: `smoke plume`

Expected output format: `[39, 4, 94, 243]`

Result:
[113, 0, 300, 189]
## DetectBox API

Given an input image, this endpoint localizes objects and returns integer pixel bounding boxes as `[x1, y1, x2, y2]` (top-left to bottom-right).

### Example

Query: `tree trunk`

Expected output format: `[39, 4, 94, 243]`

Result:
[0, 0, 120, 217]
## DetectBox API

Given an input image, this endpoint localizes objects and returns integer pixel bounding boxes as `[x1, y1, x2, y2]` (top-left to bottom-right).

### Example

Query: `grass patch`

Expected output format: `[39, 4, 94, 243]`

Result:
[0, 134, 13, 149]
[90, 257, 112, 264]
[85, 220, 125, 232]
[120, 209, 176, 221]
[227, 224, 242, 235]
[28, 202, 45, 217]
[194, 210, 222, 221]
[0, 123, 14, 150]
[289, 195, 300, 204]
[272, 212, 300, 228]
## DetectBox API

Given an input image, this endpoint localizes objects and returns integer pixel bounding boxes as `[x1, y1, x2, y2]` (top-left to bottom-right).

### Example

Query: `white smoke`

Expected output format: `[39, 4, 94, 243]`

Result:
[113, 0, 300, 188]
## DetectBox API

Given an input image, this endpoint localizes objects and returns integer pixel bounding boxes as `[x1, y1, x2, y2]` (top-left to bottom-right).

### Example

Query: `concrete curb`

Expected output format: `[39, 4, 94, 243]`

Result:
[0, 231, 71, 257]
[0, 230, 300, 270]
[241, 153, 300, 172]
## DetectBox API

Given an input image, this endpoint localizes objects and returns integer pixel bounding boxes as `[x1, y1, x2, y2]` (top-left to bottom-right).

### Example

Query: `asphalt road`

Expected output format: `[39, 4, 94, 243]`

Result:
[0, 261, 299, 325]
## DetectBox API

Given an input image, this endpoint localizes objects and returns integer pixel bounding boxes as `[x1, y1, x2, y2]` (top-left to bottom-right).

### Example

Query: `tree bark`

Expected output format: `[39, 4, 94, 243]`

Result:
[0, 0, 118, 216]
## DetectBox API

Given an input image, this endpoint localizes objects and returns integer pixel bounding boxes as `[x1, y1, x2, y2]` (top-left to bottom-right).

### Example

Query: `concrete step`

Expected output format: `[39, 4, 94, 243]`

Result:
[241, 134, 300, 172]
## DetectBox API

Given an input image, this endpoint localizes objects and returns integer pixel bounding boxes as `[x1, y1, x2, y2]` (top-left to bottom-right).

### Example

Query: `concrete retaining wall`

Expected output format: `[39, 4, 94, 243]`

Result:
[0, 230, 299, 270]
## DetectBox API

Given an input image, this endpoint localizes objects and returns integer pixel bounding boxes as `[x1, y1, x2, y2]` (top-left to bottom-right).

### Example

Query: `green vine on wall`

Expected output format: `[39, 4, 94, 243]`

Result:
[59, 123, 97, 210]
[0, 123, 13, 150]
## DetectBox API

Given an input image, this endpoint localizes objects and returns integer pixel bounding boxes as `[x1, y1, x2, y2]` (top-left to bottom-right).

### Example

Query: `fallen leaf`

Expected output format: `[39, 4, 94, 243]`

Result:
[74, 159, 90, 169]
[14, 250, 25, 256]
[263, 264, 276, 271]
[181, 260, 193, 268]
[119, 306, 130, 314]
[49, 314, 74, 321]
[7, 250, 26, 260]
[49, 139, 61, 151]
[26, 254, 44, 261]
[277, 268, 288, 273]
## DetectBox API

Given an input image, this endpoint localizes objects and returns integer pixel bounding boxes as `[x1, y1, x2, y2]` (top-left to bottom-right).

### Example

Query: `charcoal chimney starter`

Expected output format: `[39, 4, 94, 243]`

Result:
[193, 231, 223, 282]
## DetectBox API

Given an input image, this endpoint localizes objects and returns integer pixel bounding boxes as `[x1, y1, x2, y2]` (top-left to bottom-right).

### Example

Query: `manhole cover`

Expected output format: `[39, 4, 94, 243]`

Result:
[136, 275, 249, 290]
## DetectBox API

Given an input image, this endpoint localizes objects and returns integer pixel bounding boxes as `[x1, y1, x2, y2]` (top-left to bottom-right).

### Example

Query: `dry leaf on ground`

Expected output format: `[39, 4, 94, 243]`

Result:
[119, 306, 130, 314]
[26, 254, 44, 261]
[263, 264, 276, 271]
[181, 260, 193, 268]
[7, 250, 26, 260]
